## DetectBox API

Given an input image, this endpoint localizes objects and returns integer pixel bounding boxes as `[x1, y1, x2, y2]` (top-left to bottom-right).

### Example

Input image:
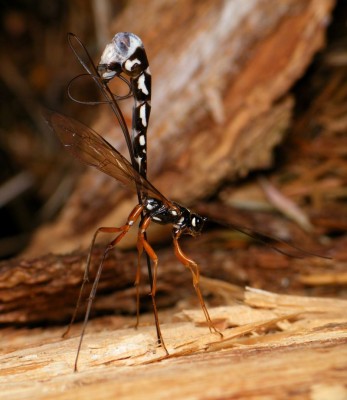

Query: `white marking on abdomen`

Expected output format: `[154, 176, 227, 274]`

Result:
[139, 135, 146, 146]
[138, 74, 149, 95]
[135, 156, 142, 166]
[140, 104, 147, 127]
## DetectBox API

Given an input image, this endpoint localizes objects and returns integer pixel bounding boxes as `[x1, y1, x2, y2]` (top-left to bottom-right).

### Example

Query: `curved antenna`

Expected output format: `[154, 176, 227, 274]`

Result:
[207, 218, 331, 259]
[67, 33, 132, 104]
[67, 33, 99, 77]
[67, 73, 133, 105]
[66, 33, 137, 174]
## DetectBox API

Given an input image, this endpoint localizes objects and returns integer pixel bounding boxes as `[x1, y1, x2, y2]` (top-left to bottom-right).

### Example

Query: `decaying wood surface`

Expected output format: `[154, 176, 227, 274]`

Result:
[1, 230, 346, 325]
[26, 0, 335, 256]
[1, 287, 346, 400]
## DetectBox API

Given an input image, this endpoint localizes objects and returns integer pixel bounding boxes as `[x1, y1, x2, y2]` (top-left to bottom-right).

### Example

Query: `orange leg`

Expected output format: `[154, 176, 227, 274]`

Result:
[136, 216, 168, 355]
[135, 228, 143, 328]
[68, 204, 144, 371]
[63, 204, 144, 339]
[63, 226, 126, 338]
[173, 235, 223, 338]
[137, 216, 159, 295]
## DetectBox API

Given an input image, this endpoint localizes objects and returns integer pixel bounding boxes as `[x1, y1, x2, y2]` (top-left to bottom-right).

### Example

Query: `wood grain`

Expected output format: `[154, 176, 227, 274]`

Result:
[1, 288, 346, 400]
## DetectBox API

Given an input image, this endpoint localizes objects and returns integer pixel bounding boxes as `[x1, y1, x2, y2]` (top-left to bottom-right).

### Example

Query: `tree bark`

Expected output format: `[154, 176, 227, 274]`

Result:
[1, 231, 345, 325]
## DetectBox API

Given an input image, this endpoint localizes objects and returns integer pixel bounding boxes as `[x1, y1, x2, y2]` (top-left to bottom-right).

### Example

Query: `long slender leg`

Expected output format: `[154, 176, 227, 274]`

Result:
[134, 228, 154, 329]
[135, 238, 164, 344]
[134, 229, 143, 328]
[74, 243, 111, 371]
[136, 216, 168, 355]
[137, 217, 159, 295]
[68, 204, 144, 371]
[173, 235, 223, 338]
[63, 226, 122, 338]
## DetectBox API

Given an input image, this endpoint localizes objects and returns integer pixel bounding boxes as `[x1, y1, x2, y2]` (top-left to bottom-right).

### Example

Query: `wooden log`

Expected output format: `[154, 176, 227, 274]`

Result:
[1, 289, 346, 400]
[26, 0, 335, 256]
[0, 229, 343, 325]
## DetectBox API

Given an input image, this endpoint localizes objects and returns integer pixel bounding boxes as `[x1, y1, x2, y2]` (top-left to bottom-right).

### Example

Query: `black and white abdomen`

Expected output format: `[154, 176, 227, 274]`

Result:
[97, 32, 151, 180]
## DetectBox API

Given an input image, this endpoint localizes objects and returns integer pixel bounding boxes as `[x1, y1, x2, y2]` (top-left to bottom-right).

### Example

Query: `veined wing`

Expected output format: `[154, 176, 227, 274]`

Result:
[44, 110, 170, 205]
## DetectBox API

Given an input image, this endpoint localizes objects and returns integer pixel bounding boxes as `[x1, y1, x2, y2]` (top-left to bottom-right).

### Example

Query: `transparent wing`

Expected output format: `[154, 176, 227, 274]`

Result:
[44, 110, 170, 204]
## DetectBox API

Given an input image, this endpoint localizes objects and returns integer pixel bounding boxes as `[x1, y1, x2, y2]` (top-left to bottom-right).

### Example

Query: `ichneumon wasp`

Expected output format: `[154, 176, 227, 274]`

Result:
[45, 32, 222, 370]
[45, 33, 328, 371]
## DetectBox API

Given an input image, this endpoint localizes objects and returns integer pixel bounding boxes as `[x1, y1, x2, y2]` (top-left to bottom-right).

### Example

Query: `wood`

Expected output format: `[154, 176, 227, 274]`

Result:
[1, 288, 346, 399]
[26, 0, 335, 256]
[1, 230, 344, 325]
